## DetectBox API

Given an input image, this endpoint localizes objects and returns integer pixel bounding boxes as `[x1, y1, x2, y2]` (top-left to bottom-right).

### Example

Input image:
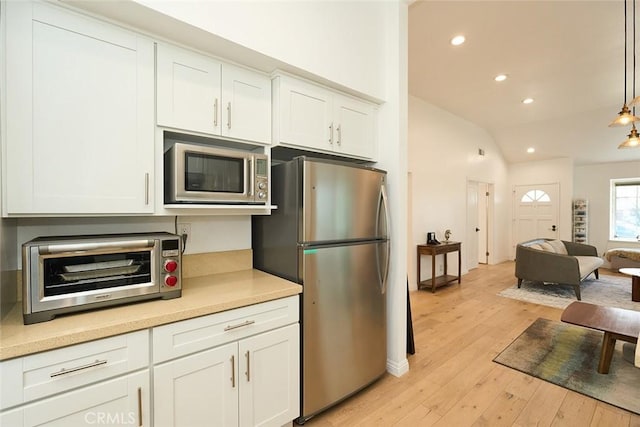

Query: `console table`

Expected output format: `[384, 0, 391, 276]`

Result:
[417, 242, 461, 292]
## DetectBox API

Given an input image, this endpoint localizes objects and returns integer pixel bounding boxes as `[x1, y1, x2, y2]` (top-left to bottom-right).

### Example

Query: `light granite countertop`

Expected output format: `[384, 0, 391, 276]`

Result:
[0, 269, 302, 361]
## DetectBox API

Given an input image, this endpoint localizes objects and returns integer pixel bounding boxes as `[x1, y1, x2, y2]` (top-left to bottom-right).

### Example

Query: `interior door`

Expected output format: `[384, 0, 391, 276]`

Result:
[478, 182, 489, 264]
[513, 183, 560, 246]
[466, 181, 479, 271]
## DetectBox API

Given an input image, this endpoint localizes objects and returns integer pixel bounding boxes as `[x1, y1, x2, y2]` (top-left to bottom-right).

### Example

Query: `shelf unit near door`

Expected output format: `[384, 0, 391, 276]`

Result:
[572, 199, 588, 243]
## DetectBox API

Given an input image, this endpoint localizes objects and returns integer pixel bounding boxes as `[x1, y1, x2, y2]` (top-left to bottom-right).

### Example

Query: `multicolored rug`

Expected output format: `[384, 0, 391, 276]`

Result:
[498, 274, 640, 311]
[494, 318, 640, 414]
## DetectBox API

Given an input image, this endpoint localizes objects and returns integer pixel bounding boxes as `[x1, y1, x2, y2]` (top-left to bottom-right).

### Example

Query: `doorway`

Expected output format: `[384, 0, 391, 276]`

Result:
[466, 180, 493, 270]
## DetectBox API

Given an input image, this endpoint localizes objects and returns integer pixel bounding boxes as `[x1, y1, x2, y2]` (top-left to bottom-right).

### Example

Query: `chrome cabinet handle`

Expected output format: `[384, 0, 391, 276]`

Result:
[329, 123, 333, 144]
[245, 351, 250, 381]
[227, 102, 232, 129]
[144, 173, 149, 205]
[50, 359, 107, 377]
[214, 98, 219, 127]
[223, 320, 255, 331]
[137, 387, 143, 427]
[231, 355, 236, 388]
[336, 124, 342, 145]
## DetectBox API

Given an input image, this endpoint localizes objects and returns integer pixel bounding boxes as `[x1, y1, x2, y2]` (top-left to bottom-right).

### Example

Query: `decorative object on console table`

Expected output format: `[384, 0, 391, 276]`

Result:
[572, 199, 588, 243]
[444, 229, 452, 243]
[416, 242, 462, 293]
[426, 231, 440, 245]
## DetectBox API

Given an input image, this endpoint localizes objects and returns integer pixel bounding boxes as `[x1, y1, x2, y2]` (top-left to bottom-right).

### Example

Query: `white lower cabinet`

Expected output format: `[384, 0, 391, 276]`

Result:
[0, 297, 300, 427]
[0, 330, 151, 426]
[152, 296, 300, 427]
[1, 370, 150, 427]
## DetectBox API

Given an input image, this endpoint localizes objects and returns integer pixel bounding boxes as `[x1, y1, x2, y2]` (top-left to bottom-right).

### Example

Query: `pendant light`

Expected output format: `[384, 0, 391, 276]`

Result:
[620, 0, 640, 147]
[611, 0, 640, 126]
[619, 124, 640, 147]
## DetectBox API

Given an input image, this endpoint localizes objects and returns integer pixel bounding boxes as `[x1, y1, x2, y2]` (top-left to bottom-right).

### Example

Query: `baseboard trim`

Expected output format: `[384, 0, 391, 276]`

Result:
[386, 357, 409, 377]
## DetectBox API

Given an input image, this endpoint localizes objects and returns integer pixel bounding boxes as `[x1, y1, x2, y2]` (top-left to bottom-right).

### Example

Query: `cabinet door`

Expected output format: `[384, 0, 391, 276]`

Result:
[222, 64, 271, 144]
[0, 370, 150, 427]
[333, 94, 376, 160]
[275, 76, 333, 152]
[154, 343, 238, 427]
[4, 2, 155, 215]
[238, 324, 300, 427]
[156, 43, 222, 136]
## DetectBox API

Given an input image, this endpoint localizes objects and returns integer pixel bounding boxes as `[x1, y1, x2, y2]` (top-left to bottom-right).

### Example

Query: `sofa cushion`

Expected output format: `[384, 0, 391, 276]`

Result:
[539, 241, 555, 252]
[548, 239, 568, 255]
[575, 256, 604, 278]
[528, 243, 543, 251]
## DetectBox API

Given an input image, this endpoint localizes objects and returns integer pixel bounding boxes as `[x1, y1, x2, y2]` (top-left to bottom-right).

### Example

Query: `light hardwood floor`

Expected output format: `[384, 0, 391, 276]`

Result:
[304, 261, 640, 427]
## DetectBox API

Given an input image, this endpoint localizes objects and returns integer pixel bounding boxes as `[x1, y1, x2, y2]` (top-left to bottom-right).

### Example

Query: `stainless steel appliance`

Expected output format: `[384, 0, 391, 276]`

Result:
[164, 142, 269, 204]
[22, 232, 182, 324]
[252, 157, 390, 423]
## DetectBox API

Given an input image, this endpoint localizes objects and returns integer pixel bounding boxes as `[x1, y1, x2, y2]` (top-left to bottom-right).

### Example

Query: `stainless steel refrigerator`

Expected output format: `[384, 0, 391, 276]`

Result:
[252, 157, 390, 424]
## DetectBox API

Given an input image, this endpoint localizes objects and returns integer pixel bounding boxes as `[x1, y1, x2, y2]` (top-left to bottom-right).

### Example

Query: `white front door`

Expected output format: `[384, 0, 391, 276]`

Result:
[513, 183, 560, 248]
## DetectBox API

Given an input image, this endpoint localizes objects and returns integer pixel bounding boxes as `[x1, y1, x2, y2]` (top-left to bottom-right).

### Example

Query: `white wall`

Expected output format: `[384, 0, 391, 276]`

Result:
[15, 216, 250, 268]
[508, 158, 573, 257]
[375, 0, 408, 378]
[133, 0, 387, 101]
[574, 161, 640, 257]
[408, 96, 510, 290]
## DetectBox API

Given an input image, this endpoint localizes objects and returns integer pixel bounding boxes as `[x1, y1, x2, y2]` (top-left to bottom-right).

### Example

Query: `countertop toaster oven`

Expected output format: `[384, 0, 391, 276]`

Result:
[22, 232, 182, 324]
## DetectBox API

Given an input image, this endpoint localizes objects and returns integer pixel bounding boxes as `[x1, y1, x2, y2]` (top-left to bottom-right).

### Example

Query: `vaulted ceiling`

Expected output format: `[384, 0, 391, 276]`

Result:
[409, 0, 640, 165]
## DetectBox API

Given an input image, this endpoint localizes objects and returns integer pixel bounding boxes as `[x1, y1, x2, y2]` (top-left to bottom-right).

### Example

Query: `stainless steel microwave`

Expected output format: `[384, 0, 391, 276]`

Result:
[22, 232, 182, 324]
[164, 142, 269, 204]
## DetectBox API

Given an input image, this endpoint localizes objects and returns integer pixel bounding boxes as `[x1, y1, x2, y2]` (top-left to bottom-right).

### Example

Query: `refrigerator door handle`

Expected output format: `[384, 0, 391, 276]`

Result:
[377, 184, 391, 294]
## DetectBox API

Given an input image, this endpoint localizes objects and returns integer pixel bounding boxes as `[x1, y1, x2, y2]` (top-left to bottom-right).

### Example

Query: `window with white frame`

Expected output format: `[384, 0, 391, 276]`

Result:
[610, 178, 640, 240]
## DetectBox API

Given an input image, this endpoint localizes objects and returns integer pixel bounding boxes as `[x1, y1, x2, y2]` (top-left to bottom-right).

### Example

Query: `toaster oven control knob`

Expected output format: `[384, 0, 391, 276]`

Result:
[258, 191, 266, 199]
[164, 259, 178, 273]
[164, 275, 178, 287]
[258, 182, 266, 190]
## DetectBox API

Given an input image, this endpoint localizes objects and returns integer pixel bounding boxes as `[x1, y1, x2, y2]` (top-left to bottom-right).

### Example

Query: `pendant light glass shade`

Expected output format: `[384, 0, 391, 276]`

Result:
[619, 124, 640, 148]
[609, 103, 640, 126]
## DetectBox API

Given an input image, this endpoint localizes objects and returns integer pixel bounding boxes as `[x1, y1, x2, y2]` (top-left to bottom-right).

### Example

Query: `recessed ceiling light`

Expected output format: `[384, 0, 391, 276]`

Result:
[494, 74, 508, 82]
[450, 35, 465, 46]
[522, 98, 534, 104]
[527, 147, 535, 153]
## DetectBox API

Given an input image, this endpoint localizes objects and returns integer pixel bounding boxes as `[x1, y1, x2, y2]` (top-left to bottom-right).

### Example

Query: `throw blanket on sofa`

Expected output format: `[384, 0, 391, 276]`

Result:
[605, 248, 640, 262]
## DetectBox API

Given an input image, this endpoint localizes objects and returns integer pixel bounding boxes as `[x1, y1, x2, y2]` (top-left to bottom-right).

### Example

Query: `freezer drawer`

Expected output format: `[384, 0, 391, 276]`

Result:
[301, 241, 387, 419]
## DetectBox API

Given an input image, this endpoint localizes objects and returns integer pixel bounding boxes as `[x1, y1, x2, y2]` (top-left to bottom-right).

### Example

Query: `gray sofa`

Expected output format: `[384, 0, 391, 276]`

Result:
[515, 238, 604, 300]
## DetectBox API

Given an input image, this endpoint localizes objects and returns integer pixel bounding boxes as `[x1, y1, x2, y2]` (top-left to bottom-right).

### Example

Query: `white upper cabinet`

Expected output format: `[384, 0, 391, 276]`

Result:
[273, 75, 377, 161]
[157, 44, 271, 144]
[3, 1, 155, 216]
[157, 43, 222, 136]
[221, 63, 272, 144]
[274, 76, 333, 152]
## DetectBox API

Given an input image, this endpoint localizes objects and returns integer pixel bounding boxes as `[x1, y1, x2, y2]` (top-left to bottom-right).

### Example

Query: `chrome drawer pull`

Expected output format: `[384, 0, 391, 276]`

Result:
[224, 320, 255, 331]
[50, 359, 107, 377]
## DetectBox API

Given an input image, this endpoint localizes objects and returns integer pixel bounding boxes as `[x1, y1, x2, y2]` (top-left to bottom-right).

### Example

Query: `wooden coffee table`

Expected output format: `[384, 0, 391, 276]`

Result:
[618, 268, 640, 302]
[561, 301, 640, 374]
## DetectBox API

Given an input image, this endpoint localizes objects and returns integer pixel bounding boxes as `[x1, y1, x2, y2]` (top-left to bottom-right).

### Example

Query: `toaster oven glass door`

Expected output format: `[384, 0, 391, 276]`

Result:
[42, 251, 152, 297]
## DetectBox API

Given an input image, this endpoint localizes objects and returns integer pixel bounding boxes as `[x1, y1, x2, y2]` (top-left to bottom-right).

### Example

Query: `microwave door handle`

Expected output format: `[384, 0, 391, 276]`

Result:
[247, 158, 254, 197]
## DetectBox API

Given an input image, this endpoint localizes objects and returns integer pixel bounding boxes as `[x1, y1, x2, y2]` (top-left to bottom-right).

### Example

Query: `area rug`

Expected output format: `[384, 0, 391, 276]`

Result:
[494, 318, 640, 414]
[498, 274, 640, 311]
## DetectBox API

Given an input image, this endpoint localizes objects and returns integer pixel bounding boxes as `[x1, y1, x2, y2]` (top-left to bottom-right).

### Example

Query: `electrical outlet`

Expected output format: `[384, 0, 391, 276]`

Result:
[177, 223, 191, 240]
